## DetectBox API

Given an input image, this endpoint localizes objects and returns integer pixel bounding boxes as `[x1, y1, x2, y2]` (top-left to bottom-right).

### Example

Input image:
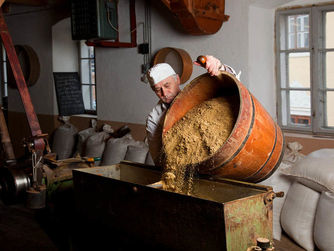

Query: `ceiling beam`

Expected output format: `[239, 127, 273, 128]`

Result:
[6, 0, 48, 6]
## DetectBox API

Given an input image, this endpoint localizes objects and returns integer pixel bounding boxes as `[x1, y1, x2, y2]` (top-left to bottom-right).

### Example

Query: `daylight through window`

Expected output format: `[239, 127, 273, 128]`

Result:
[79, 41, 96, 114]
[276, 4, 334, 134]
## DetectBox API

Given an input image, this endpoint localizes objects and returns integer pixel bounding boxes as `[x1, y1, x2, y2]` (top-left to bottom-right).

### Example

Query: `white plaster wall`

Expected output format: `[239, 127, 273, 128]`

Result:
[52, 17, 79, 115]
[87, 0, 334, 125]
[97, 0, 251, 124]
[6, 0, 331, 125]
[5, 8, 56, 115]
[280, 0, 334, 7]
[95, 0, 152, 123]
[151, 0, 249, 86]
[250, 0, 293, 8]
[248, 6, 276, 118]
[52, 18, 78, 72]
[246, 0, 334, 120]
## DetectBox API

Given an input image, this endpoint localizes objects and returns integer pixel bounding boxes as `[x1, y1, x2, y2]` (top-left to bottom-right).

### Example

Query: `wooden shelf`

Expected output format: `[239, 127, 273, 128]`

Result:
[86, 40, 136, 48]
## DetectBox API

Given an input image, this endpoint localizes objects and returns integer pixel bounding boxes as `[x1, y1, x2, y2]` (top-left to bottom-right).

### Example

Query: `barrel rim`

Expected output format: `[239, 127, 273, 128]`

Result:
[207, 91, 255, 172]
[162, 71, 284, 183]
[162, 71, 249, 168]
[252, 135, 285, 183]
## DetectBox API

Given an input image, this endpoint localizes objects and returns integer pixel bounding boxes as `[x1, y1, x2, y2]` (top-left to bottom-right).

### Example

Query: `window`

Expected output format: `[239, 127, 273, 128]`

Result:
[288, 14, 309, 49]
[79, 41, 96, 114]
[276, 5, 334, 134]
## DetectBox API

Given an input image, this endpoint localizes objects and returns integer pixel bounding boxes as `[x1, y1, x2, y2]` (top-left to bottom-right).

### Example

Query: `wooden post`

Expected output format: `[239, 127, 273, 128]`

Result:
[0, 105, 15, 160]
[0, 8, 45, 154]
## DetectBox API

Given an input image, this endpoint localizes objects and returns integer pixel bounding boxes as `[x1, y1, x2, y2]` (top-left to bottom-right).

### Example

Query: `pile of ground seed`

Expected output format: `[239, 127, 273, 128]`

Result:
[162, 95, 239, 193]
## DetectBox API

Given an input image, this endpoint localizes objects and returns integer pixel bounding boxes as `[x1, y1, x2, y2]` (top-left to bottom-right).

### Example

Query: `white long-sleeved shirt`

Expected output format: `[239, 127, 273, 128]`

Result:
[146, 101, 169, 166]
[146, 65, 240, 166]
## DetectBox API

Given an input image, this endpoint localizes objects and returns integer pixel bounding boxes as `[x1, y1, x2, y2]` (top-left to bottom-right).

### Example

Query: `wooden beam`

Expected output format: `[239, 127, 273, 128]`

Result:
[160, 0, 171, 10]
[6, 0, 48, 6]
[0, 9, 45, 153]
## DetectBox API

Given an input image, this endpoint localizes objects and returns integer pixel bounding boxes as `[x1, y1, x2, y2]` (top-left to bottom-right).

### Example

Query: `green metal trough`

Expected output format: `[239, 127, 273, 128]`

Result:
[73, 161, 274, 251]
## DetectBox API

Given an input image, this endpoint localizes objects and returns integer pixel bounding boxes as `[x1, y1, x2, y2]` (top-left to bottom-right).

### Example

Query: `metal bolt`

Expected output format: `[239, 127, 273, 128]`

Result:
[133, 186, 138, 193]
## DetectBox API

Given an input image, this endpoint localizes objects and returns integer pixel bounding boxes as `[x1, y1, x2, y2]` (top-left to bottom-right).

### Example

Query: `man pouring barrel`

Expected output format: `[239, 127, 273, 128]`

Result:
[146, 55, 239, 167]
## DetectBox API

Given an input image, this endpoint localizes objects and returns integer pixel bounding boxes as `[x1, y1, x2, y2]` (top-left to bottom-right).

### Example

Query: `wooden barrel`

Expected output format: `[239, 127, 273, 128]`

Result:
[162, 72, 284, 183]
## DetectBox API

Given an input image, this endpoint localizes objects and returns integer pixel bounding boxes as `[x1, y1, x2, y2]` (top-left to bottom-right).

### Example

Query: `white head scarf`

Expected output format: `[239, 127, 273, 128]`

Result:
[147, 63, 176, 86]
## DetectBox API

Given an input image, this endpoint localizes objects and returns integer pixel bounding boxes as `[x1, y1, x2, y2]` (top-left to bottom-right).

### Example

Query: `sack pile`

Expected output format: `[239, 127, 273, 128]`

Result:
[261, 144, 334, 251]
[52, 116, 78, 160]
[52, 118, 153, 166]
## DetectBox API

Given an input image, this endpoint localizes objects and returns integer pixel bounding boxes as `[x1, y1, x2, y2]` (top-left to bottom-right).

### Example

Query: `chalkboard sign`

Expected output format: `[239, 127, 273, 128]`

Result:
[53, 72, 85, 116]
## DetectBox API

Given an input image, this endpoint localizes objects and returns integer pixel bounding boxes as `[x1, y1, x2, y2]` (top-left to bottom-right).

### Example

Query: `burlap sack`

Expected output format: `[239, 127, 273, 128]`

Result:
[74, 119, 97, 157]
[52, 116, 78, 160]
[259, 162, 293, 240]
[124, 142, 149, 164]
[314, 191, 334, 251]
[281, 148, 334, 193]
[101, 134, 135, 166]
[280, 181, 320, 251]
[85, 124, 113, 165]
[259, 141, 304, 240]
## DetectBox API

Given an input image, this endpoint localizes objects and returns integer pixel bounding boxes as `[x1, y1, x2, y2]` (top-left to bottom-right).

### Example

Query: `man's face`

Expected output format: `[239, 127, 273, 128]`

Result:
[153, 75, 181, 104]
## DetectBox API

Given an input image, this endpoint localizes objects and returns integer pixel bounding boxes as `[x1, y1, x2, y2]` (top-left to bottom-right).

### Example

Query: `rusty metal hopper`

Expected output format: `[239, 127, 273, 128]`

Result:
[73, 162, 274, 250]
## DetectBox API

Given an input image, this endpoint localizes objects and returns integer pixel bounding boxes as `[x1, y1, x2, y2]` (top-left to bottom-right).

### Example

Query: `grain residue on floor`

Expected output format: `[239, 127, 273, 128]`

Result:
[162, 96, 239, 193]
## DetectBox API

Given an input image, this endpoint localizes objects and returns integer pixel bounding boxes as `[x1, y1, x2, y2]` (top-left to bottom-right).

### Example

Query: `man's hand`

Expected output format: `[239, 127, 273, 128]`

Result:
[194, 55, 222, 76]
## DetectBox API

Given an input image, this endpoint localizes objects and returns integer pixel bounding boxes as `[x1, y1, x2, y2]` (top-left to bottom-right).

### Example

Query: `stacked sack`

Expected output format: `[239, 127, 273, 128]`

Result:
[84, 124, 114, 165]
[279, 148, 334, 251]
[52, 116, 78, 160]
[101, 132, 152, 166]
[259, 142, 304, 241]
[53, 119, 154, 167]
[74, 119, 97, 157]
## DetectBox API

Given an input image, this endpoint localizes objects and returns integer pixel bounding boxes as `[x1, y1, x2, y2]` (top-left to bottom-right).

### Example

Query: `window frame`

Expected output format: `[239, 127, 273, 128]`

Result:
[275, 4, 334, 135]
[79, 40, 97, 115]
